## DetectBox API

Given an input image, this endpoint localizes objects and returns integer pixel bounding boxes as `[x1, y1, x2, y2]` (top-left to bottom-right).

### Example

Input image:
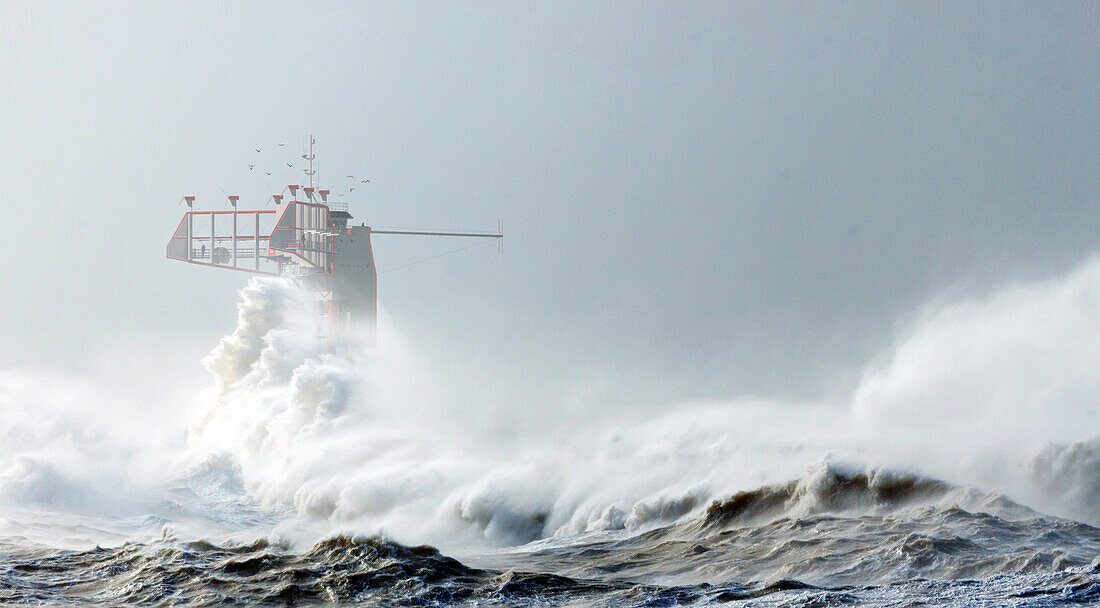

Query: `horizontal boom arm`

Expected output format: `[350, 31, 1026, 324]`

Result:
[370, 229, 502, 238]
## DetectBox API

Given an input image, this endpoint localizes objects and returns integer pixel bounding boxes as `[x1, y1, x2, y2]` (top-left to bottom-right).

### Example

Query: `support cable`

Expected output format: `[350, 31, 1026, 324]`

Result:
[378, 239, 495, 275]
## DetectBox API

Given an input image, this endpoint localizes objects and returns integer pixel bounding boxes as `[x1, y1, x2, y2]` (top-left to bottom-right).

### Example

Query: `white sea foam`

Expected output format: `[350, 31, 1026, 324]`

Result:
[1, 256, 1099, 550]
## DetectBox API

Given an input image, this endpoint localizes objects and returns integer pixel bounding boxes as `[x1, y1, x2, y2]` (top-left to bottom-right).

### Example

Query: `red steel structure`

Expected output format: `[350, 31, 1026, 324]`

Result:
[167, 140, 502, 347]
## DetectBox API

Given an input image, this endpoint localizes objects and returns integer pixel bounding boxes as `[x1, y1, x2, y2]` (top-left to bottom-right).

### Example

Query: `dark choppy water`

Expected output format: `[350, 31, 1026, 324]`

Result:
[3, 469, 1099, 607]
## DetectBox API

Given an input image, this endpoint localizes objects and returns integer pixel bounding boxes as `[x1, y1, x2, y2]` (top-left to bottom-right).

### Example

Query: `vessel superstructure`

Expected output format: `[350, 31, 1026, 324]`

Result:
[166, 138, 502, 346]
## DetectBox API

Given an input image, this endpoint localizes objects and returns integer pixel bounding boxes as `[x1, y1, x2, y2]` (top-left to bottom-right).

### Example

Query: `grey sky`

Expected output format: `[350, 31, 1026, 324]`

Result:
[1, 2, 1098, 411]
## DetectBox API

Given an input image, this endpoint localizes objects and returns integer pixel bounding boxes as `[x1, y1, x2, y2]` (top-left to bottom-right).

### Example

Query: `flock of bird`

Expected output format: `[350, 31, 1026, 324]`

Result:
[177, 141, 371, 210]
[243, 142, 370, 205]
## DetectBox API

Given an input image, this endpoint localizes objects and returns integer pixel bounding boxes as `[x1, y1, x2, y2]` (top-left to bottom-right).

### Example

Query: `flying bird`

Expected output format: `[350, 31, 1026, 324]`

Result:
[345, 175, 354, 179]
[301, 154, 308, 159]
[360, 179, 370, 183]
[350, 187, 355, 192]
[278, 143, 285, 147]
[248, 164, 255, 170]
[286, 162, 293, 167]
[254, 148, 261, 153]
[265, 171, 272, 176]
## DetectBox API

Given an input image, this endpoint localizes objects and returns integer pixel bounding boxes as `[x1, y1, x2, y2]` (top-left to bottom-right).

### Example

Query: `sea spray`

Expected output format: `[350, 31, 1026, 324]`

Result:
[1, 256, 1099, 551]
[852, 255, 1100, 523]
[182, 257, 1100, 548]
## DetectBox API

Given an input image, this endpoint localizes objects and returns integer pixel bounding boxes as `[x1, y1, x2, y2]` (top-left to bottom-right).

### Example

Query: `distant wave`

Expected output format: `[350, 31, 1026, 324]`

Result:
[695, 464, 1030, 530]
[475, 465, 1100, 589]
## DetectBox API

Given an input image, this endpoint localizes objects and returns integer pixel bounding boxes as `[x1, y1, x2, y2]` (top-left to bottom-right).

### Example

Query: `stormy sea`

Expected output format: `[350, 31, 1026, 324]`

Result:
[3, 259, 1100, 607]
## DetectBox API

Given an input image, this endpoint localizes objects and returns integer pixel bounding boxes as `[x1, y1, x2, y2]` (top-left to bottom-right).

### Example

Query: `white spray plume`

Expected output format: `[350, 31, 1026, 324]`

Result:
[178, 254, 1100, 548]
[3, 255, 1100, 550]
[851, 256, 1100, 521]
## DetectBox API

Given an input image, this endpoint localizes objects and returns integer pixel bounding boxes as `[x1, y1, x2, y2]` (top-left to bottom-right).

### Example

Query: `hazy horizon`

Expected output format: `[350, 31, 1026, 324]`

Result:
[2, 1, 1098, 410]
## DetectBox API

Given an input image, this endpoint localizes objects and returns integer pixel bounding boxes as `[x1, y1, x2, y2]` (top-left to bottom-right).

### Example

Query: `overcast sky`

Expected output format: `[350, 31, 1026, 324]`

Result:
[1, 1, 1098, 410]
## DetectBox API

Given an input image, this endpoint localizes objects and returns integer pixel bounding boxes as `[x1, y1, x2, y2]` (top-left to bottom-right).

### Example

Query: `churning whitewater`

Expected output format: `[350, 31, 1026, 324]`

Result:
[3, 257, 1100, 605]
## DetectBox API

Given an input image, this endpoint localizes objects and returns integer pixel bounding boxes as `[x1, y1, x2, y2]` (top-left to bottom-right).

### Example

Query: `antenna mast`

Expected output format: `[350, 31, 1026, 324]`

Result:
[307, 135, 316, 189]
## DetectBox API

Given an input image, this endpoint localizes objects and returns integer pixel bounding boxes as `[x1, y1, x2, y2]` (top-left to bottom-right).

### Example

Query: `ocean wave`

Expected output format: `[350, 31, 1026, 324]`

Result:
[0, 534, 786, 607]
[6, 531, 1096, 607]
[697, 464, 1016, 530]
[472, 467, 1100, 589]
[175, 271, 1100, 549]
[4, 264, 1100, 556]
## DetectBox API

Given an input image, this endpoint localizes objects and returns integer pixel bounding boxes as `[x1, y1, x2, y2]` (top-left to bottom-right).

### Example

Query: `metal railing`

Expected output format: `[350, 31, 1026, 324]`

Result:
[326, 201, 349, 213]
[190, 248, 263, 259]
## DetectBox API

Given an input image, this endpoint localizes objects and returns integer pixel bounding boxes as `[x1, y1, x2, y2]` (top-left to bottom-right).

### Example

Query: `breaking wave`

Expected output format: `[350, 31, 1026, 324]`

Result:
[3, 254, 1100, 605]
[175, 257, 1100, 549]
[479, 465, 1100, 589]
